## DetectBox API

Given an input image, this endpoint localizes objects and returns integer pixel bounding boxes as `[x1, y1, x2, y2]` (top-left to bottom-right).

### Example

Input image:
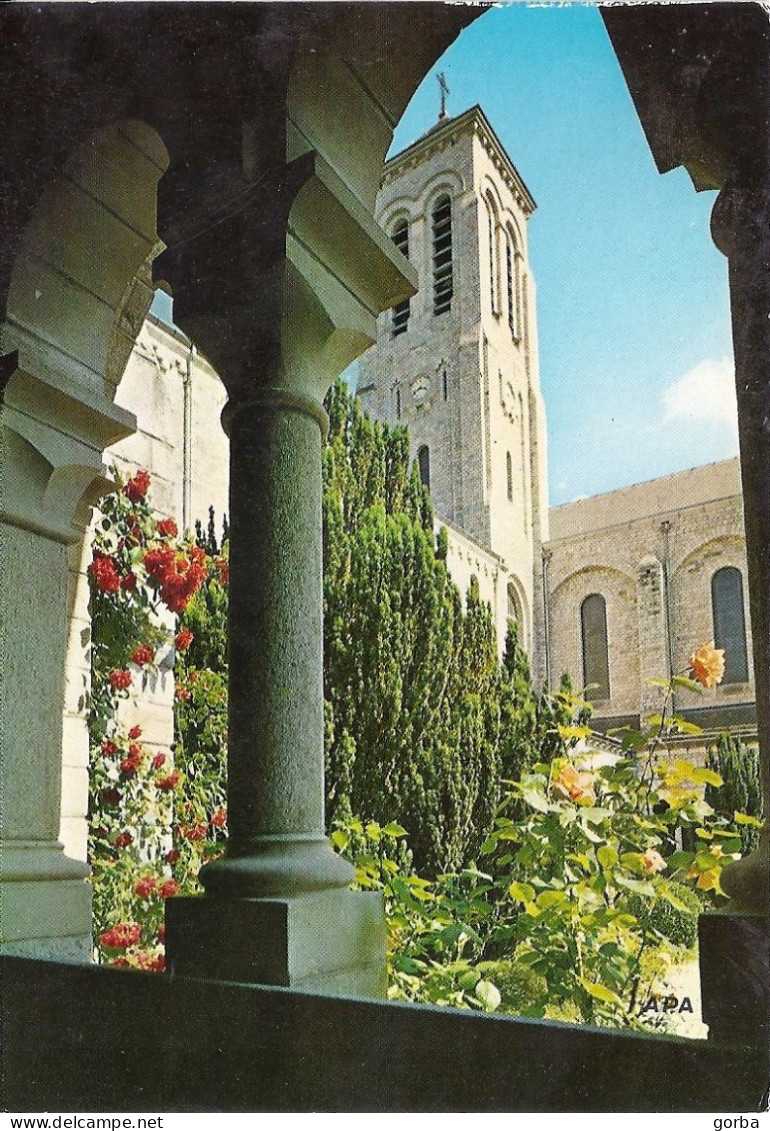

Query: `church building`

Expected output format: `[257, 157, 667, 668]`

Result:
[356, 102, 756, 747]
[357, 104, 550, 676]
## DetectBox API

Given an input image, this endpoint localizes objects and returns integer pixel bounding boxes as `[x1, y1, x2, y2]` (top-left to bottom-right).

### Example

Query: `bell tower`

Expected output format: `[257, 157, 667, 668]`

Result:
[358, 104, 549, 667]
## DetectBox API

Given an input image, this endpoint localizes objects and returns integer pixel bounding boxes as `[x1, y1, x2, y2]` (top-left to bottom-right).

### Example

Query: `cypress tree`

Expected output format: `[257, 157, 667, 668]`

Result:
[707, 733, 763, 853]
[322, 380, 501, 874]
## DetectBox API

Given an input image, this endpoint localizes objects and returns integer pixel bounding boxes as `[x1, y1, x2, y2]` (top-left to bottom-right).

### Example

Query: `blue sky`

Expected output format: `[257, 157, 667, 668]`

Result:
[389, 3, 737, 505]
[152, 4, 736, 507]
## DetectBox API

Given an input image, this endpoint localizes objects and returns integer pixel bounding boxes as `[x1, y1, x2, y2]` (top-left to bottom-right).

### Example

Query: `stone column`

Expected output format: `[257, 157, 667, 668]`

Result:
[162, 149, 416, 996]
[0, 352, 135, 961]
[699, 181, 770, 1043]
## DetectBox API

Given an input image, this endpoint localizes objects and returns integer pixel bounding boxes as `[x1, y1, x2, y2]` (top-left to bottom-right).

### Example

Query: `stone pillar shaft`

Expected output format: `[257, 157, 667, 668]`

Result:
[710, 182, 770, 914]
[166, 391, 383, 995]
[199, 393, 353, 898]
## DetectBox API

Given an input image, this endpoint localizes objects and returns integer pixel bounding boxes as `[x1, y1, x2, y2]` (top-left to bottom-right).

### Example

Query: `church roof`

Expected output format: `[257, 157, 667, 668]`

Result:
[382, 104, 536, 216]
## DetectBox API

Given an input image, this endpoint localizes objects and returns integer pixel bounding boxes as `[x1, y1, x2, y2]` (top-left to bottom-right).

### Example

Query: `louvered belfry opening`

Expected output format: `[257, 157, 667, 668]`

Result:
[432, 195, 453, 314]
[392, 219, 410, 335]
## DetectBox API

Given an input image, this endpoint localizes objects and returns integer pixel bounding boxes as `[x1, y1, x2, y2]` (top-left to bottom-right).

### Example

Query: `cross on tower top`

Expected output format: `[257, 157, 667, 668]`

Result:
[437, 72, 450, 120]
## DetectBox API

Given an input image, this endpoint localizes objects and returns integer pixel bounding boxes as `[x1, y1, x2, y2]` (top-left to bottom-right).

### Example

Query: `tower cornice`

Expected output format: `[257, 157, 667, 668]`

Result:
[382, 105, 536, 216]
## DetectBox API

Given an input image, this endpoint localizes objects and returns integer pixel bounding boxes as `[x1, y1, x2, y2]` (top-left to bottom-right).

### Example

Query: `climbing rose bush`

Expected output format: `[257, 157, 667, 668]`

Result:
[88, 468, 224, 971]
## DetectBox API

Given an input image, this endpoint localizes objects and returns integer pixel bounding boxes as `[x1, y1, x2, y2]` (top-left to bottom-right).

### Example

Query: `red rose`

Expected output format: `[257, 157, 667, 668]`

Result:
[158, 879, 180, 899]
[120, 572, 137, 592]
[134, 876, 157, 899]
[157, 924, 166, 944]
[216, 556, 229, 586]
[157, 518, 178, 539]
[100, 921, 141, 949]
[165, 849, 180, 864]
[183, 822, 207, 842]
[101, 739, 118, 757]
[128, 725, 142, 740]
[124, 470, 151, 503]
[138, 952, 166, 973]
[131, 644, 154, 667]
[110, 956, 131, 968]
[156, 769, 181, 792]
[114, 831, 133, 849]
[108, 669, 132, 691]
[143, 546, 175, 581]
[211, 807, 227, 828]
[89, 553, 121, 594]
[175, 685, 191, 702]
[151, 752, 166, 770]
[100, 786, 121, 807]
[94, 826, 108, 839]
[174, 629, 194, 652]
[119, 748, 142, 777]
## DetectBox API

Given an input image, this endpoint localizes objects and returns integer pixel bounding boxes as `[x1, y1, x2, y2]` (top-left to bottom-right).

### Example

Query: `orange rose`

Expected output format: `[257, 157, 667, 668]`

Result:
[687, 642, 725, 689]
[642, 848, 666, 875]
[552, 764, 595, 805]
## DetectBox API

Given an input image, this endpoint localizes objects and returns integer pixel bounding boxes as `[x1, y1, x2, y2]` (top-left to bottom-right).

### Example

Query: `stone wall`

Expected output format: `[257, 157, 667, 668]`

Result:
[544, 458, 755, 738]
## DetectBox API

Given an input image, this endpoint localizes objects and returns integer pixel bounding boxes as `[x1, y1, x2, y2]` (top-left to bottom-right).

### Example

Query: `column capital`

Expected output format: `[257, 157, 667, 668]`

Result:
[154, 149, 417, 403]
[711, 179, 770, 260]
[0, 349, 135, 543]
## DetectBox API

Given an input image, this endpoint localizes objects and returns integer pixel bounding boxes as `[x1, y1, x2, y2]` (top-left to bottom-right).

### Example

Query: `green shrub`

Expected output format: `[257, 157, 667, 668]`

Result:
[493, 959, 548, 1016]
[627, 880, 701, 950]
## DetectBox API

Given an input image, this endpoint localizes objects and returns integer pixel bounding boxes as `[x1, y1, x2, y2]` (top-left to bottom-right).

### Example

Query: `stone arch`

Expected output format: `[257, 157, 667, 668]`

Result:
[548, 564, 639, 713]
[4, 119, 168, 399]
[672, 535, 752, 684]
[506, 574, 531, 651]
[421, 170, 465, 215]
[0, 117, 170, 952]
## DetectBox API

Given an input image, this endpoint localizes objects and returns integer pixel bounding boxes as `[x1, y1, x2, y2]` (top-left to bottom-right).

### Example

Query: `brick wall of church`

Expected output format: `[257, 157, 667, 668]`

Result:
[542, 459, 755, 736]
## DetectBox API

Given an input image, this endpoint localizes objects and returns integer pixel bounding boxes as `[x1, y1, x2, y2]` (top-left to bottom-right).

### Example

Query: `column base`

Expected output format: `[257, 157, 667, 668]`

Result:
[166, 888, 386, 998]
[699, 912, 770, 1045]
[0, 841, 92, 961]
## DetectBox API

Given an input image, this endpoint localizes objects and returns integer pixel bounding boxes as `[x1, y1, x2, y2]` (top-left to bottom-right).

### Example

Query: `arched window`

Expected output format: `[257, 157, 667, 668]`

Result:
[486, 194, 500, 315]
[581, 594, 610, 700]
[507, 582, 522, 626]
[506, 230, 518, 338]
[506, 451, 513, 501]
[391, 219, 410, 336]
[417, 445, 430, 489]
[712, 567, 749, 683]
[432, 195, 453, 315]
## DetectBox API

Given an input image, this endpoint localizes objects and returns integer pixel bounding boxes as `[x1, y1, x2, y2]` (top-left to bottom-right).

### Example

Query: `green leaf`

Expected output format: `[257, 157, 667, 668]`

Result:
[381, 822, 407, 837]
[578, 977, 622, 1006]
[734, 811, 764, 827]
[615, 875, 655, 897]
[536, 889, 567, 910]
[509, 881, 535, 904]
[672, 675, 704, 694]
[522, 787, 551, 813]
[558, 725, 593, 740]
[669, 717, 703, 736]
[474, 979, 501, 1012]
[597, 845, 618, 870]
[330, 829, 349, 851]
[647, 677, 670, 688]
[690, 767, 723, 787]
[667, 850, 695, 870]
